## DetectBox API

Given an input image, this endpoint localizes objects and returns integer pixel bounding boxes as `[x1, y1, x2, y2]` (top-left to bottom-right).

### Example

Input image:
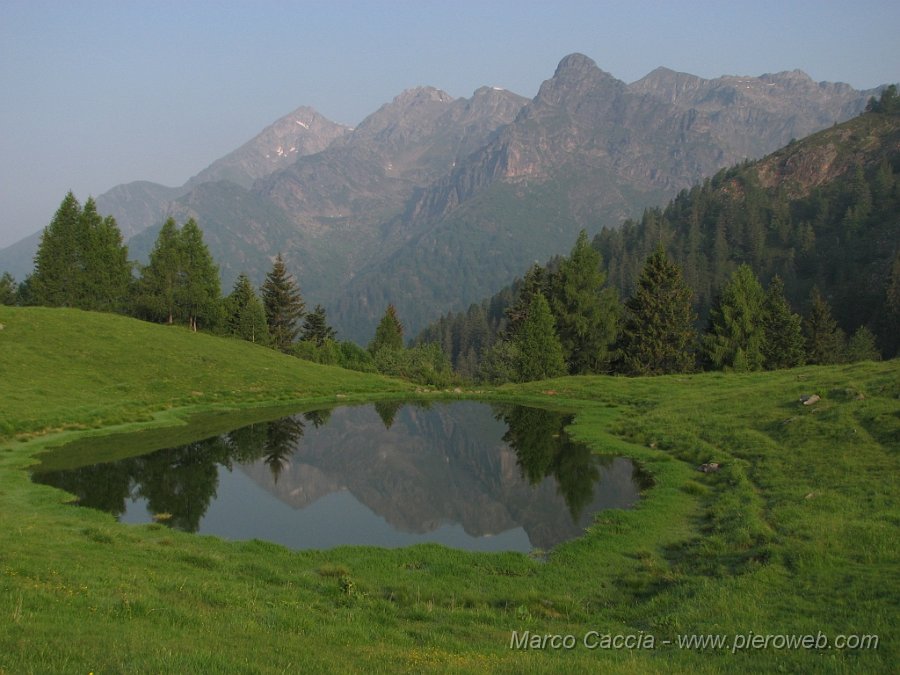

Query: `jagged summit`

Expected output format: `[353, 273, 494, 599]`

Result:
[0, 53, 882, 342]
[553, 52, 599, 75]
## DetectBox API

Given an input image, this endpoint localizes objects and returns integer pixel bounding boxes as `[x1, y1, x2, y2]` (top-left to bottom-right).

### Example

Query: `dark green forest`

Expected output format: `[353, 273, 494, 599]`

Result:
[416, 98, 900, 380]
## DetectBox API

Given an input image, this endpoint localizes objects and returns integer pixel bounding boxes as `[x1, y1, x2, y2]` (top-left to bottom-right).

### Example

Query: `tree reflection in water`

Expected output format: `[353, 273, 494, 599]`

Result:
[32, 403, 642, 549]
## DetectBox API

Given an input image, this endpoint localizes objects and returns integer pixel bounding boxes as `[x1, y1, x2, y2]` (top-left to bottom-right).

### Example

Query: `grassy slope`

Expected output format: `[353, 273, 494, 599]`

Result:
[0, 306, 897, 673]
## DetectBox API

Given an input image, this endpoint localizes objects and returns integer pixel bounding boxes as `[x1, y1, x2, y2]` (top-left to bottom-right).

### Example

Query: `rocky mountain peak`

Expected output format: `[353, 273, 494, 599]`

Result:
[534, 53, 621, 108]
[553, 52, 600, 77]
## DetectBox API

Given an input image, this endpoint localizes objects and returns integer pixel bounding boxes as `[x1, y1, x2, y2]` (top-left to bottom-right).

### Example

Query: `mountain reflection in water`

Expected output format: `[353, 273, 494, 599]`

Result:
[32, 402, 645, 552]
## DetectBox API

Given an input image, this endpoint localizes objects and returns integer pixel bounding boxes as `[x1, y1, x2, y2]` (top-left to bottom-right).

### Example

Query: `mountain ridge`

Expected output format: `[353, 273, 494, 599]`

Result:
[0, 54, 883, 343]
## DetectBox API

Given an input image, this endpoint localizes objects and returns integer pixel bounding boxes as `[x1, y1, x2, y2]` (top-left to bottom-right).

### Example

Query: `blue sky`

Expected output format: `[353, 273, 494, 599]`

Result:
[1, 0, 898, 248]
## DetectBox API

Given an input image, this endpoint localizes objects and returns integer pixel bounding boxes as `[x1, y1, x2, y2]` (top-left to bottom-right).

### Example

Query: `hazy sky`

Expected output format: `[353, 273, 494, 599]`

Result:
[1, 0, 898, 248]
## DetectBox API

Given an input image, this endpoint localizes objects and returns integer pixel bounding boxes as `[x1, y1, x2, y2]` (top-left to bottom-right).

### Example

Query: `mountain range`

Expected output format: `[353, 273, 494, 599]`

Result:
[0, 54, 880, 342]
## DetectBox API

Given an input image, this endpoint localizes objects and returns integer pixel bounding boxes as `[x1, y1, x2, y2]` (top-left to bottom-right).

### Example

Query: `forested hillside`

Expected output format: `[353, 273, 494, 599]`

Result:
[417, 94, 900, 377]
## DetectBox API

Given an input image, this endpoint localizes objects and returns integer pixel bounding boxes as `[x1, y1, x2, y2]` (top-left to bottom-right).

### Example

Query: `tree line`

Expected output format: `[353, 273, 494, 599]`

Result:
[1, 191, 454, 386]
[418, 230, 887, 384]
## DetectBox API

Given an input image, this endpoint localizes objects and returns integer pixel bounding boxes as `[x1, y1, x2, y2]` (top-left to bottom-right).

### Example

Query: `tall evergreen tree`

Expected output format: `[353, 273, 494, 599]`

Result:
[504, 264, 549, 339]
[704, 264, 766, 371]
[761, 275, 805, 369]
[845, 326, 881, 363]
[619, 247, 697, 375]
[78, 198, 132, 312]
[177, 219, 222, 332]
[0, 272, 16, 305]
[31, 192, 131, 311]
[804, 287, 846, 365]
[301, 304, 337, 346]
[369, 304, 404, 354]
[262, 254, 305, 351]
[31, 192, 82, 307]
[513, 292, 567, 382]
[224, 273, 269, 344]
[882, 250, 900, 358]
[550, 230, 620, 374]
[136, 218, 182, 324]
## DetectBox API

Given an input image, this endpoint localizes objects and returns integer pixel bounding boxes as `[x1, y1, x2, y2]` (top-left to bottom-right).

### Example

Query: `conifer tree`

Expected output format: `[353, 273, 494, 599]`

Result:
[0, 272, 16, 305]
[262, 254, 305, 351]
[369, 304, 404, 354]
[136, 218, 182, 324]
[31, 191, 82, 307]
[301, 304, 337, 346]
[225, 273, 269, 344]
[704, 264, 766, 371]
[79, 198, 132, 312]
[513, 292, 567, 382]
[549, 230, 620, 374]
[504, 264, 548, 339]
[845, 326, 881, 362]
[31, 192, 131, 311]
[620, 247, 697, 375]
[761, 275, 805, 369]
[804, 287, 846, 365]
[882, 250, 900, 358]
[177, 218, 222, 332]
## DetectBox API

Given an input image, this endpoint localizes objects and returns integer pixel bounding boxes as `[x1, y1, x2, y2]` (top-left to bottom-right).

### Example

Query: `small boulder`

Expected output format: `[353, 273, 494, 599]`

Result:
[698, 462, 721, 473]
[800, 394, 821, 406]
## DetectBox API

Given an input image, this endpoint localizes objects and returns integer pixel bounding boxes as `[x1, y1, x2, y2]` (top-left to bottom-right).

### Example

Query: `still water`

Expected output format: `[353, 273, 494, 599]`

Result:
[32, 402, 645, 553]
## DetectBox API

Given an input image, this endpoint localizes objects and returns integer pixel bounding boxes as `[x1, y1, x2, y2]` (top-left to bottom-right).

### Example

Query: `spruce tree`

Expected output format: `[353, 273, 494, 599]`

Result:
[549, 230, 620, 374]
[262, 254, 305, 351]
[0, 272, 16, 305]
[620, 247, 697, 375]
[369, 304, 404, 354]
[761, 275, 805, 369]
[513, 292, 567, 382]
[31, 192, 83, 307]
[31, 193, 131, 311]
[804, 287, 846, 365]
[79, 198, 131, 312]
[301, 304, 337, 346]
[845, 326, 881, 362]
[882, 250, 900, 358]
[136, 218, 183, 324]
[504, 264, 548, 339]
[177, 218, 222, 332]
[225, 274, 269, 344]
[704, 264, 766, 371]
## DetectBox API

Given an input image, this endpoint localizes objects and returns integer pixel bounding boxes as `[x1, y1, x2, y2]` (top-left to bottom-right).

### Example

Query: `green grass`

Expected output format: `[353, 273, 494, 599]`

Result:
[1, 306, 898, 673]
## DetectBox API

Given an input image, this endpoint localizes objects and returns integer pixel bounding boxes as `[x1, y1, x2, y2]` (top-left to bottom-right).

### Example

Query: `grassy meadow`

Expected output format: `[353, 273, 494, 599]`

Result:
[0, 305, 897, 673]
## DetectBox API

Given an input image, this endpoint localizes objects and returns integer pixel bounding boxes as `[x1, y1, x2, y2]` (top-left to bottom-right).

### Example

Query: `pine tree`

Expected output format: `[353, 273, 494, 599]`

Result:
[504, 264, 548, 339]
[549, 230, 620, 374]
[619, 246, 697, 375]
[31, 193, 131, 311]
[369, 304, 404, 354]
[513, 292, 567, 382]
[845, 326, 881, 362]
[225, 274, 269, 344]
[704, 264, 766, 371]
[882, 250, 900, 358]
[761, 275, 805, 369]
[262, 254, 305, 351]
[177, 219, 222, 332]
[0, 272, 16, 305]
[136, 218, 182, 324]
[79, 198, 131, 312]
[31, 192, 83, 307]
[804, 287, 846, 365]
[301, 304, 337, 346]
